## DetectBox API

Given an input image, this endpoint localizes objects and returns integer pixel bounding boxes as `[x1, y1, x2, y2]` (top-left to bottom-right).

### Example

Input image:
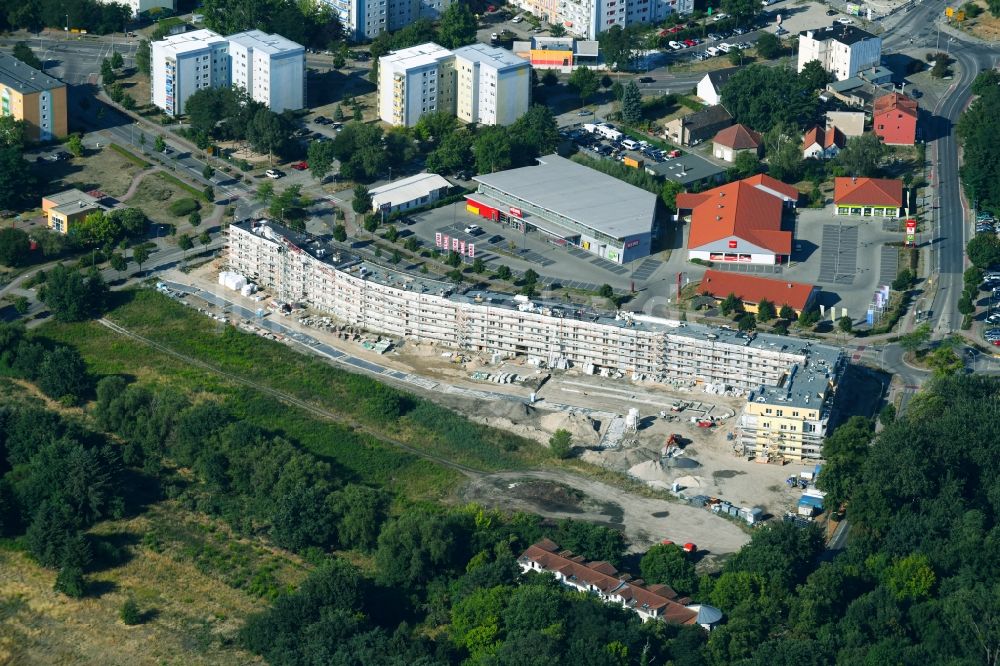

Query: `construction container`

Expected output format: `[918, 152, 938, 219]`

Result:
[623, 156, 644, 169]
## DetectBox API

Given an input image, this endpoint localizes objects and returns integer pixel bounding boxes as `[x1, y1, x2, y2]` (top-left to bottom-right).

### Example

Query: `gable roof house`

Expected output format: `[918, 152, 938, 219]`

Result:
[699, 270, 818, 315]
[712, 123, 762, 163]
[518, 539, 722, 628]
[664, 105, 734, 147]
[802, 125, 846, 159]
[873, 92, 918, 145]
[678, 175, 799, 266]
[696, 67, 739, 106]
[834, 176, 904, 217]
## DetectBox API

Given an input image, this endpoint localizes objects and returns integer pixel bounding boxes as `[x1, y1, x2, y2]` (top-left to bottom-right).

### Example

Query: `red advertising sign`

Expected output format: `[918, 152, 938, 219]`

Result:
[509, 206, 523, 218]
[459, 240, 466, 255]
[442, 235, 450, 250]
[452, 238, 460, 251]
[905, 218, 917, 231]
[435, 232, 442, 248]
[468, 243, 476, 258]
[728, 240, 738, 249]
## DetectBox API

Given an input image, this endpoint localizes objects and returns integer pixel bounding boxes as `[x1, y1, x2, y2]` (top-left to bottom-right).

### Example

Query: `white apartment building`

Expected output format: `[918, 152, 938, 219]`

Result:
[557, 0, 691, 40]
[228, 30, 305, 112]
[321, 0, 453, 41]
[378, 43, 455, 127]
[452, 44, 531, 126]
[378, 43, 529, 127]
[797, 24, 882, 82]
[97, 0, 174, 17]
[150, 29, 230, 116]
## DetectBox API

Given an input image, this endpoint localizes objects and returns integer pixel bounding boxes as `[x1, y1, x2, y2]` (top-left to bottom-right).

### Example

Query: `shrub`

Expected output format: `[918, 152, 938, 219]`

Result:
[120, 597, 142, 625]
[168, 198, 200, 217]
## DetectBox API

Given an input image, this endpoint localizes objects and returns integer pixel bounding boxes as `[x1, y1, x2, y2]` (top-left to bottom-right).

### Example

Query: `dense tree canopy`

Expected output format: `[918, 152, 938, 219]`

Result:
[201, 0, 342, 49]
[721, 65, 818, 132]
[958, 71, 1000, 214]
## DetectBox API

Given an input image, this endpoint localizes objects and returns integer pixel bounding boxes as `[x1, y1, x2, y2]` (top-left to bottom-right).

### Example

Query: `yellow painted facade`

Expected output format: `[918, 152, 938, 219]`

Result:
[0, 79, 67, 142]
[741, 398, 825, 461]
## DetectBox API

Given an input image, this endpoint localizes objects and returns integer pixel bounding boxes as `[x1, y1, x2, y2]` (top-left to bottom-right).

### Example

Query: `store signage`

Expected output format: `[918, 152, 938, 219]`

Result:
[624, 239, 640, 249]
[728, 240, 738, 249]
[509, 206, 523, 218]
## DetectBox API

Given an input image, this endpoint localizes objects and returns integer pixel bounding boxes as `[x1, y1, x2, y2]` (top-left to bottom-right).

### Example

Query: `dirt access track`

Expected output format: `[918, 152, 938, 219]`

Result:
[462, 470, 751, 557]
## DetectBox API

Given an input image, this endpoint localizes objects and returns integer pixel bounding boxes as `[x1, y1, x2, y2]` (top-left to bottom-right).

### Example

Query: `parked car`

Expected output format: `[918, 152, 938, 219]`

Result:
[265, 169, 284, 179]
[986, 314, 1000, 324]
[667, 149, 682, 158]
[639, 76, 655, 83]
[826, 8, 837, 14]
[464, 224, 482, 235]
[717, 42, 733, 53]
[291, 161, 308, 170]
[836, 17, 853, 24]
[684, 39, 697, 46]
[708, 32, 722, 40]
[668, 40, 683, 49]
[706, 46, 720, 56]
[512, 14, 523, 22]
[712, 12, 728, 21]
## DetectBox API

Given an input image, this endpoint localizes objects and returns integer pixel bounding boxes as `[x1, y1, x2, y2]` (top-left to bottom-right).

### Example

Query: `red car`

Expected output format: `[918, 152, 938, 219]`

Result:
[683, 542, 697, 553]
[291, 161, 308, 170]
[668, 25, 683, 33]
[684, 39, 697, 46]
[667, 149, 682, 158]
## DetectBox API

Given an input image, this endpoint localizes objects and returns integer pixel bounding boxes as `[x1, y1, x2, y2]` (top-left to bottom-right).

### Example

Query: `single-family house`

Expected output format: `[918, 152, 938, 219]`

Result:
[679, 174, 799, 265]
[698, 270, 818, 315]
[802, 125, 845, 159]
[41, 189, 107, 235]
[834, 176, 904, 217]
[712, 123, 762, 163]
[695, 67, 738, 106]
[664, 105, 733, 147]
[873, 92, 917, 145]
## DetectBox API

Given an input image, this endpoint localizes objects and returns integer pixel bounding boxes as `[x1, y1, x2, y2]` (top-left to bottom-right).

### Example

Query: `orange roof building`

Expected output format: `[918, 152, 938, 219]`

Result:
[698, 270, 817, 315]
[802, 125, 846, 159]
[518, 539, 722, 627]
[678, 174, 798, 266]
[834, 177, 904, 217]
[712, 124, 762, 163]
[873, 93, 917, 146]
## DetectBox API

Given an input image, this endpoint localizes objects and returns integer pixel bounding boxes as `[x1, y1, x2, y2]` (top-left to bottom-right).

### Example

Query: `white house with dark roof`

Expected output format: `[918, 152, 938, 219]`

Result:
[797, 24, 882, 81]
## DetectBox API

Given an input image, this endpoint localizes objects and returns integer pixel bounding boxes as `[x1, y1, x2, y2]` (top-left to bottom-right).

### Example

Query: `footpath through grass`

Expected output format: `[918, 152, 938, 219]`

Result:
[42, 289, 549, 498]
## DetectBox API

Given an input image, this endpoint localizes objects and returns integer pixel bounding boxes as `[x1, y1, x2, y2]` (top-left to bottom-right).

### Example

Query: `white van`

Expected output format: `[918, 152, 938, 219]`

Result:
[621, 138, 640, 150]
[705, 46, 720, 56]
[717, 42, 732, 53]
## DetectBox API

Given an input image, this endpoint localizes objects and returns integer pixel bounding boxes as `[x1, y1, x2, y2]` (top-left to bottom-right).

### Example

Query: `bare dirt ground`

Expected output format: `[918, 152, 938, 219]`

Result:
[172, 262, 818, 554]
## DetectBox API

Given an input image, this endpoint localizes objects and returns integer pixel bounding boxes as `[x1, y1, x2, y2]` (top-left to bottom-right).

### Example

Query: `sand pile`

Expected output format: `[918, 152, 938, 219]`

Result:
[673, 475, 703, 489]
[539, 410, 602, 445]
[484, 400, 536, 421]
[627, 460, 674, 489]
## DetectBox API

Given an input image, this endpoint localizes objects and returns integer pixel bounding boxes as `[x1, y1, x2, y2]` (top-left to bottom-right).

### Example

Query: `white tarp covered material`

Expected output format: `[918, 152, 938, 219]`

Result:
[219, 271, 247, 292]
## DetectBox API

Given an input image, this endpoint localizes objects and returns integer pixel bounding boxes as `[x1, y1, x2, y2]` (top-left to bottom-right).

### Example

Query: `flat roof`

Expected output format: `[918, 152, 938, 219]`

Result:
[153, 28, 227, 55]
[645, 153, 726, 186]
[380, 42, 452, 70]
[800, 24, 879, 45]
[44, 188, 105, 216]
[0, 51, 64, 94]
[453, 43, 528, 70]
[227, 29, 303, 55]
[472, 154, 657, 239]
[369, 173, 451, 206]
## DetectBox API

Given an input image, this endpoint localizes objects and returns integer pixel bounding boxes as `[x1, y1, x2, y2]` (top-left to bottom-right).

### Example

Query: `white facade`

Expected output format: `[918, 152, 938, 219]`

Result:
[797, 26, 882, 81]
[378, 43, 529, 128]
[228, 30, 305, 112]
[453, 44, 531, 126]
[321, 0, 453, 40]
[696, 73, 723, 106]
[98, 0, 174, 17]
[369, 173, 452, 213]
[150, 29, 230, 116]
[378, 43, 455, 128]
[560, 0, 691, 40]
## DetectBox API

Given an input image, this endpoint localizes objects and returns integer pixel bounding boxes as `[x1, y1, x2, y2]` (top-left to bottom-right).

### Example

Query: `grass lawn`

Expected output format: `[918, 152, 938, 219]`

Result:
[40, 289, 549, 498]
[127, 173, 204, 233]
[44, 145, 146, 199]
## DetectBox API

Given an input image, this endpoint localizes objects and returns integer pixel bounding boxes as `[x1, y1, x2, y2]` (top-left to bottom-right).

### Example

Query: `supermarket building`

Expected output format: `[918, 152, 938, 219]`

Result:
[466, 155, 658, 264]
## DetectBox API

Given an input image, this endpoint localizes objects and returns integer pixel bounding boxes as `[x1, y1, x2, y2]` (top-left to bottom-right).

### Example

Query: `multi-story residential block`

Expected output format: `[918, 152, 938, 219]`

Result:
[556, 0, 689, 40]
[96, 0, 174, 17]
[226, 220, 845, 455]
[151, 29, 230, 116]
[322, 0, 452, 41]
[452, 44, 531, 126]
[0, 51, 67, 142]
[378, 42, 529, 127]
[228, 30, 305, 112]
[378, 43, 455, 127]
[797, 24, 882, 81]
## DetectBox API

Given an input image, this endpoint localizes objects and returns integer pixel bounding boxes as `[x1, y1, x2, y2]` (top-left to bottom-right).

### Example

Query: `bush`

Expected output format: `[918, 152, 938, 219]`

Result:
[54, 565, 86, 598]
[120, 597, 142, 625]
[168, 198, 200, 217]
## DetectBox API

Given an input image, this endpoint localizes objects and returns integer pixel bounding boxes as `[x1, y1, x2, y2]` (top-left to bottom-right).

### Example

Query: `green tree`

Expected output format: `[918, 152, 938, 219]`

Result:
[256, 181, 275, 204]
[495, 265, 512, 281]
[756, 298, 776, 322]
[132, 245, 150, 274]
[755, 32, 781, 59]
[661, 180, 683, 209]
[110, 50, 124, 70]
[12, 41, 42, 69]
[879, 403, 896, 426]
[778, 304, 797, 321]
[549, 429, 573, 458]
[891, 268, 914, 291]
[569, 66, 599, 105]
[332, 484, 390, 552]
[0, 116, 26, 149]
[836, 133, 887, 177]
[307, 140, 338, 178]
[737, 312, 757, 331]
[109, 252, 127, 278]
[333, 225, 347, 242]
[731, 150, 761, 179]
[640, 543, 698, 595]
[136, 40, 151, 75]
[472, 257, 485, 274]
[927, 345, 963, 377]
[54, 565, 86, 598]
[13, 296, 29, 315]
[352, 184, 372, 215]
[38, 265, 108, 322]
[0, 147, 35, 208]
[120, 597, 142, 625]
[100, 58, 116, 84]
[199, 231, 211, 247]
[898, 322, 931, 353]
[798, 59, 832, 91]
[375, 511, 459, 586]
[39, 346, 91, 403]
[474, 127, 513, 174]
[763, 122, 804, 182]
[816, 415, 873, 509]
[722, 0, 760, 25]
[837, 315, 853, 334]
[550, 23, 567, 37]
[598, 284, 614, 299]
[720, 292, 742, 315]
[967, 233, 1000, 268]
[66, 134, 84, 158]
[202, 164, 215, 180]
[178, 234, 194, 256]
[188, 211, 202, 227]
[154, 135, 166, 153]
[437, 2, 478, 48]
[885, 554, 936, 601]
[621, 80, 643, 126]
[0, 228, 31, 267]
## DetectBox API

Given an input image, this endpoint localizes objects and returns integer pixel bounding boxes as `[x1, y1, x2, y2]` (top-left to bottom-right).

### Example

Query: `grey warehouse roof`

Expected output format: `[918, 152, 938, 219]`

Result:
[0, 51, 64, 94]
[472, 155, 657, 239]
[645, 153, 726, 186]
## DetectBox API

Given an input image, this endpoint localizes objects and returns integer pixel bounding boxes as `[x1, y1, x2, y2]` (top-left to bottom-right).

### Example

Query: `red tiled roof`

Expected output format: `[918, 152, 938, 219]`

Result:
[802, 125, 845, 151]
[834, 177, 904, 207]
[712, 123, 762, 150]
[698, 270, 816, 310]
[679, 177, 794, 255]
[873, 92, 917, 118]
[519, 542, 698, 625]
[741, 174, 800, 201]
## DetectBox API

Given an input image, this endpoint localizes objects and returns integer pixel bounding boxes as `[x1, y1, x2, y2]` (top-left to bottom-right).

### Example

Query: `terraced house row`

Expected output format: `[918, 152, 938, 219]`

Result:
[226, 221, 845, 461]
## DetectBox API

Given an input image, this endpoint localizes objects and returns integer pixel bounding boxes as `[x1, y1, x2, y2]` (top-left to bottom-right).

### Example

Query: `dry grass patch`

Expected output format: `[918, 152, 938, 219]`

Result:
[57, 146, 146, 199]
